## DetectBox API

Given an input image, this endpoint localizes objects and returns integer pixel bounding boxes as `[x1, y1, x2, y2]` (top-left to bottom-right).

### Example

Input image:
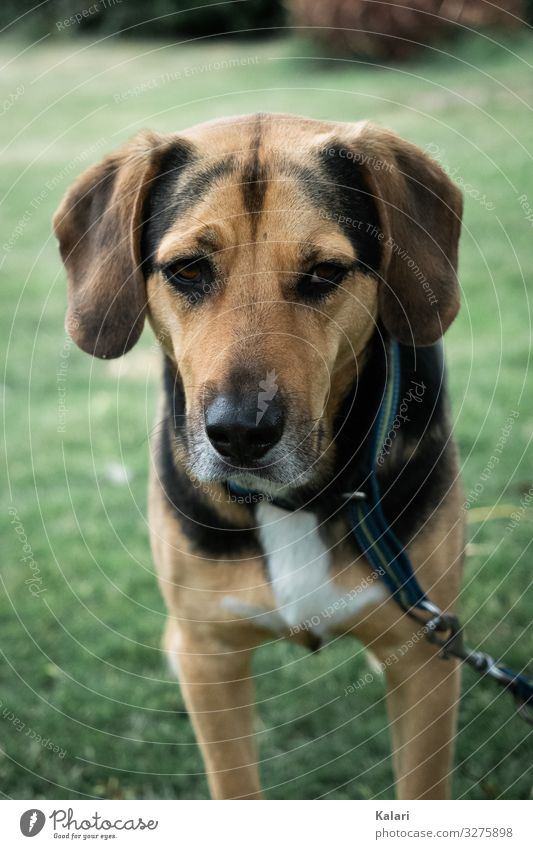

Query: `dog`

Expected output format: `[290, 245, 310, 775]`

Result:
[54, 112, 464, 800]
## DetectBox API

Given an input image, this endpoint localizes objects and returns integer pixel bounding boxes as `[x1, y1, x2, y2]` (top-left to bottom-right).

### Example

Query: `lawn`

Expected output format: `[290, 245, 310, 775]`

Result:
[1, 31, 532, 800]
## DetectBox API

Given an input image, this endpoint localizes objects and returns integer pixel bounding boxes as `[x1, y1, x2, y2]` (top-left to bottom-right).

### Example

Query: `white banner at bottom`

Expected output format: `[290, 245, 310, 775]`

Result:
[1, 799, 530, 848]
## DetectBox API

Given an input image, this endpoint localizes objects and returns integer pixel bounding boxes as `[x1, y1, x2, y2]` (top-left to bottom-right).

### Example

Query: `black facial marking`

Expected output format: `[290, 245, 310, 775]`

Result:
[155, 358, 260, 558]
[319, 142, 383, 274]
[142, 146, 238, 276]
[242, 156, 269, 228]
[175, 157, 237, 216]
[241, 116, 267, 238]
[141, 142, 195, 276]
[280, 160, 331, 210]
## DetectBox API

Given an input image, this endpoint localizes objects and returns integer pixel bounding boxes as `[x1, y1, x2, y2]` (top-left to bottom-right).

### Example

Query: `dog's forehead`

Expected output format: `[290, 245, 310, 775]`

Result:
[144, 112, 380, 271]
[179, 111, 344, 155]
[171, 112, 344, 222]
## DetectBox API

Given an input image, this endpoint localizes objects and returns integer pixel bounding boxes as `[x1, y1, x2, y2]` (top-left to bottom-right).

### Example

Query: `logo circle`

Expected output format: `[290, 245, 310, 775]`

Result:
[20, 809, 46, 837]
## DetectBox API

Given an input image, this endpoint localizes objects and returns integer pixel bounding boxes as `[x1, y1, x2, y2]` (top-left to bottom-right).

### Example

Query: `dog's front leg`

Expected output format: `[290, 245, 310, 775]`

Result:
[384, 643, 461, 800]
[167, 623, 262, 800]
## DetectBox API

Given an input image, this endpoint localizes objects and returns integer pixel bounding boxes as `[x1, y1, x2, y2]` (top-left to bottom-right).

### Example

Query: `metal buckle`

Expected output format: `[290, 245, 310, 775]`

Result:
[341, 490, 367, 501]
[425, 613, 467, 660]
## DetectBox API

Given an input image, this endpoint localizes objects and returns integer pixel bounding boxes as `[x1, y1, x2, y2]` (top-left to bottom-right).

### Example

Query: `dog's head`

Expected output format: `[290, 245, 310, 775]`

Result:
[54, 113, 462, 489]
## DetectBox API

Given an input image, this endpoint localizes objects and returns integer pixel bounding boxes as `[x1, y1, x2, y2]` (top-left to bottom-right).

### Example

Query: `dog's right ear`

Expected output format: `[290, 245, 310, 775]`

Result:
[53, 131, 169, 359]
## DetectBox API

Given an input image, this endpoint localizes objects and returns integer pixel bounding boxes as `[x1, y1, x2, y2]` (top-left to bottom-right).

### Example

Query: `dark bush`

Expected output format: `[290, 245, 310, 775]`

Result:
[288, 0, 529, 61]
[0, 0, 286, 40]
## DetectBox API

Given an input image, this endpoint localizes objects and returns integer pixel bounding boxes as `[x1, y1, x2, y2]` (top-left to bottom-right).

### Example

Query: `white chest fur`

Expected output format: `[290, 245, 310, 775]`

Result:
[223, 502, 386, 638]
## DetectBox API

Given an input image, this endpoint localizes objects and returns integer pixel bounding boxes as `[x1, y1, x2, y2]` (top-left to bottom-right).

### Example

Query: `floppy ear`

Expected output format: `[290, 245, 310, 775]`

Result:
[352, 123, 463, 346]
[53, 131, 167, 359]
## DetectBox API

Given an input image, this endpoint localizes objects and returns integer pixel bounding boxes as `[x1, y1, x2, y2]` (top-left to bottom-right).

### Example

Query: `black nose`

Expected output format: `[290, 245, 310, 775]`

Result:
[205, 394, 285, 465]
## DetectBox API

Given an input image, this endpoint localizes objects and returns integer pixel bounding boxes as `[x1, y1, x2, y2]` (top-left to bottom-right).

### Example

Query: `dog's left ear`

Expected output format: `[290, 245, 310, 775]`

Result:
[53, 131, 167, 359]
[347, 123, 463, 346]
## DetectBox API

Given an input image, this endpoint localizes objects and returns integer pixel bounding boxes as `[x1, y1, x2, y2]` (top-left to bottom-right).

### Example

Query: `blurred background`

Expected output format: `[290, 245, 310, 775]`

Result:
[1, 0, 532, 799]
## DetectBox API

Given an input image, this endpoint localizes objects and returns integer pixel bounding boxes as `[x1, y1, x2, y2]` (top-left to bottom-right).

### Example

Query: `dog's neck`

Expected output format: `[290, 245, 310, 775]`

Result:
[225, 332, 451, 549]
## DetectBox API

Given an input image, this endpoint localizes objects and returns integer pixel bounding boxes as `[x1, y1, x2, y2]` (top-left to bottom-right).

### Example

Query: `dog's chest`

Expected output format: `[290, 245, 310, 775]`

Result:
[224, 502, 386, 638]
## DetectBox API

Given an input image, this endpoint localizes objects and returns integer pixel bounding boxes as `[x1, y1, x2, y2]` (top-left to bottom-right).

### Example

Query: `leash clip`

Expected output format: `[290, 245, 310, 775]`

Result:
[424, 613, 466, 661]
[424, 612, 533, 725]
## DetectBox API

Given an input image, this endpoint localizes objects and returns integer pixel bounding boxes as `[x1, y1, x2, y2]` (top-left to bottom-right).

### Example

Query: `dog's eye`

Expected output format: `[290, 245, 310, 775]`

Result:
[163, 258, 211, 293]
[298, 262, 347, 300]
[312, 263, 346, 284]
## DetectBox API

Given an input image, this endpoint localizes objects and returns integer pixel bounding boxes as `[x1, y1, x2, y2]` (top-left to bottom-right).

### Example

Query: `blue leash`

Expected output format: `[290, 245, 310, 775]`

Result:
[350, 338, 533, 724]
[228, 338, 533, 724]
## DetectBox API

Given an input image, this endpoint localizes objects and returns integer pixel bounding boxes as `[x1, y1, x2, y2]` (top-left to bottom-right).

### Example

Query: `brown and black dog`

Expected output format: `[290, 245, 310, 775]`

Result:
[54, 112, 464, 800]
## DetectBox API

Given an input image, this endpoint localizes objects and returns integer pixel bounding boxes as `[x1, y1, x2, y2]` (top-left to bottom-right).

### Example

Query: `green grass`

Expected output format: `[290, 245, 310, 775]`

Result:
[1, 31, 532, 800]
